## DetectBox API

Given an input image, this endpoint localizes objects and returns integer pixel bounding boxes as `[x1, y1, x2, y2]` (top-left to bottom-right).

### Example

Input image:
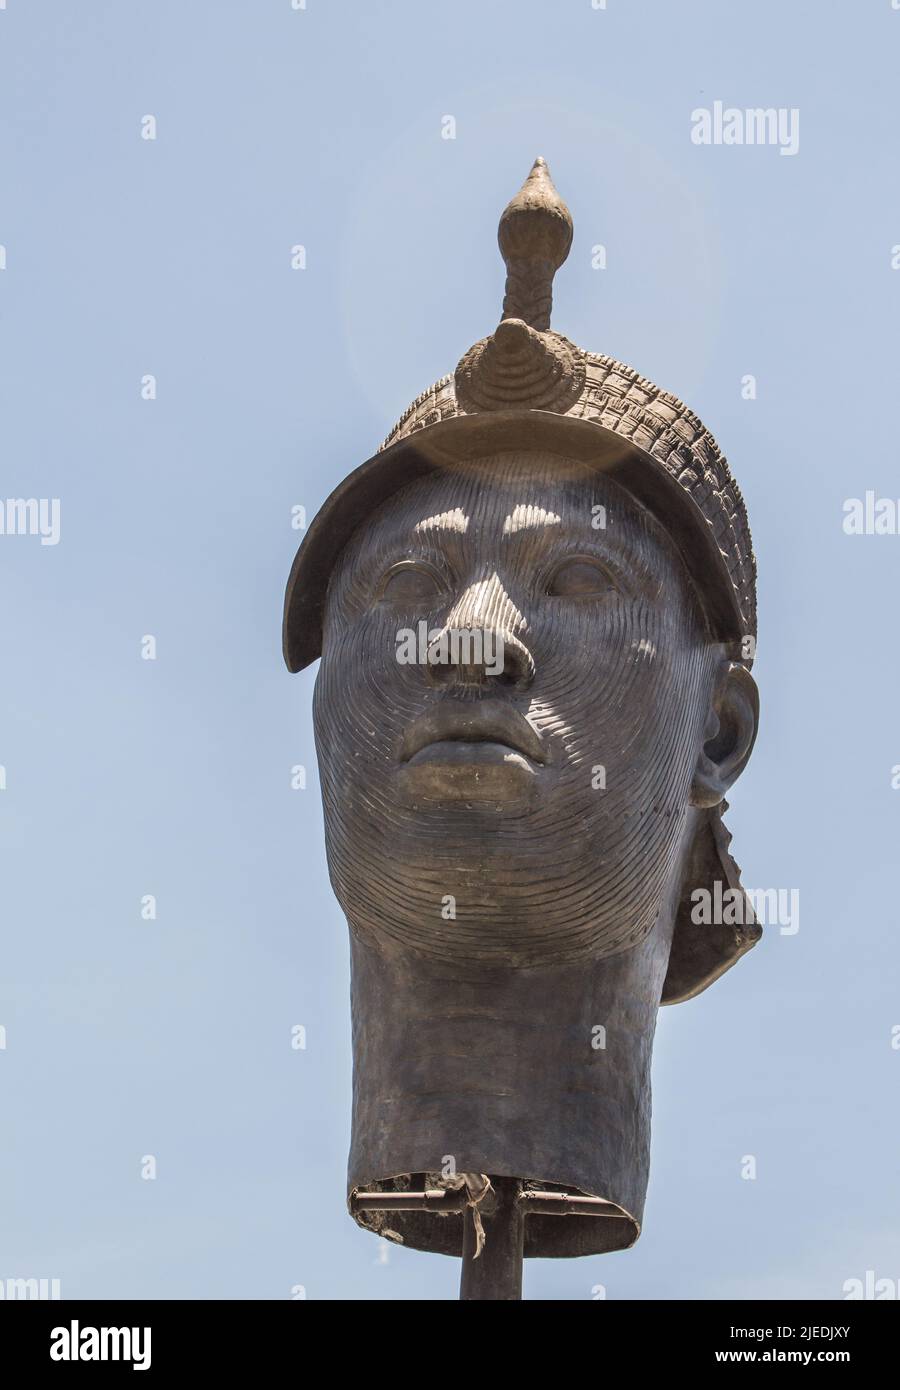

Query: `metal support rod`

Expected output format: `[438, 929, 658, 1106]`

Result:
[459, 1177, 524, 1301]
[352, 1188, 476, 1214]
[517, 1191, 628, 1218]
[353, 1186, 623, 1219]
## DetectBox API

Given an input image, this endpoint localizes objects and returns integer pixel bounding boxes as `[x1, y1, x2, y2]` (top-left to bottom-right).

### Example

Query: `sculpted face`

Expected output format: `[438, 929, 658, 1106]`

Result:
[313, 450, 722, 968]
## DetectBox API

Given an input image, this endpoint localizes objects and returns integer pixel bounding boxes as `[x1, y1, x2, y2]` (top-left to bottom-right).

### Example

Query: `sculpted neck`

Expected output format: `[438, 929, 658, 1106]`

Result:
[345, 894, 679, 1260]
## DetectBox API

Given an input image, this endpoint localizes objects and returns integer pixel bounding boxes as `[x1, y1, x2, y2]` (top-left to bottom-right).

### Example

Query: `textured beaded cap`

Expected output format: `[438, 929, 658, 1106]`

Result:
[380, 156, 756, 651]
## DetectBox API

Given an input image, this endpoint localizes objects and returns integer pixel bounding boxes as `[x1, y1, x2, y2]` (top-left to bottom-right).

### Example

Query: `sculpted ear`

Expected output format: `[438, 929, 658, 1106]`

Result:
[690, 663, 759, 809]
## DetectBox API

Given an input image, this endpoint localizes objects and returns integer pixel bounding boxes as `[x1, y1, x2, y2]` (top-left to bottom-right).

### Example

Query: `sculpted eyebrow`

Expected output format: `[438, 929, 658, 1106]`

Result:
[496, 515, 634, 558]
[413, 508, 469, 535]
[501, 505, 562, 534]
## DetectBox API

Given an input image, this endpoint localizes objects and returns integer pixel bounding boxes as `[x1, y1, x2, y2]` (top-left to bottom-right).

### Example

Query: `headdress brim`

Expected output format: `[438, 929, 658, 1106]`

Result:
[283, 409, 745, 674]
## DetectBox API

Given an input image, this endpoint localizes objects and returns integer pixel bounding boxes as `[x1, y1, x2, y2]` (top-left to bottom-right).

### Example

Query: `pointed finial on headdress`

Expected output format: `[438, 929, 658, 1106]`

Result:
[497, 157, 573, 331]
[453, 158, 583, 415]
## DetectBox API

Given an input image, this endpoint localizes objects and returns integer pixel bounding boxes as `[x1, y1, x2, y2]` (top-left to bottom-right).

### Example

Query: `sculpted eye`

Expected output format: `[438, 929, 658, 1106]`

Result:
[545, 558, 618, 598]
[378, 561, 445, 604]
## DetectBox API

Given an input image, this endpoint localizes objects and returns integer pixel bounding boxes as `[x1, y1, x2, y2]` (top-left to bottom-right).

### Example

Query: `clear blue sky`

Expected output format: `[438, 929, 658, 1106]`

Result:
[1, 0, 898, 1300]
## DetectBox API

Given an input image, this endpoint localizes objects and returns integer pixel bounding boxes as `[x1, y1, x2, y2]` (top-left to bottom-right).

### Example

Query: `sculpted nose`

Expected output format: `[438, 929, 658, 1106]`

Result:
[425, 576, 534, 690]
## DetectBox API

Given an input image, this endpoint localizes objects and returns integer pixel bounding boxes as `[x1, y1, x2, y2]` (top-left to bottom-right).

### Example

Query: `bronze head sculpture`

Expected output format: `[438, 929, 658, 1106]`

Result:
[284, 159, 761, 1297]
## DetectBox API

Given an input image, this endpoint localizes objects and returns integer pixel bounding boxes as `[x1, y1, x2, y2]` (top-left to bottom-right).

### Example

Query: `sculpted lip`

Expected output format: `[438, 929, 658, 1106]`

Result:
[399, 700, 546, 766]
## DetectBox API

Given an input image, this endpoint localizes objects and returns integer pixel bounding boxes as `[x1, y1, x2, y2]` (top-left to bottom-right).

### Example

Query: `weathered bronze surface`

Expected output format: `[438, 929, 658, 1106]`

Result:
[285, 159, 761, 1287]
